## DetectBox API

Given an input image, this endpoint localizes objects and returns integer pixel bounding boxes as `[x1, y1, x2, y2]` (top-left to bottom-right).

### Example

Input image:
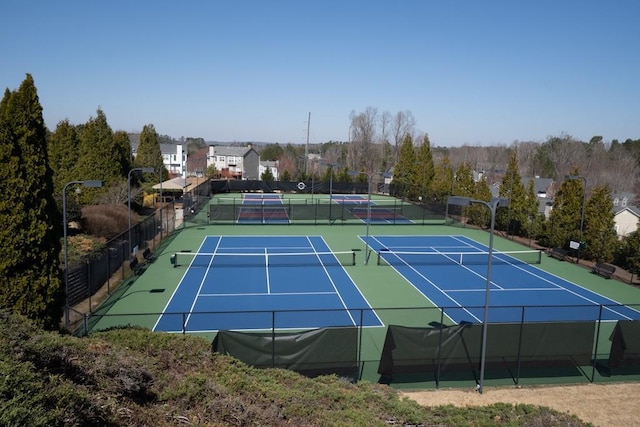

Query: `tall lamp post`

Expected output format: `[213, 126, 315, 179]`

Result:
[63, 180, 103, 327]
[128, 167, 155, 257]
[447, 195, 509, 394]
[565, 175, 586, 263]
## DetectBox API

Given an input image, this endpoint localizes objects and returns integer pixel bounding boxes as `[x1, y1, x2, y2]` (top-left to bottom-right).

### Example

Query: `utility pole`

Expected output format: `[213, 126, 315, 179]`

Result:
[305, 112, 311, 175]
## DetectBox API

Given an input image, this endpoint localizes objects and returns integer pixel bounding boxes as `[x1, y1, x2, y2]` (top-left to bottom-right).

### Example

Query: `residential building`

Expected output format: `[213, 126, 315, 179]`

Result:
[207, 144, 260, 180]
[612, 193, 640, 237]
[160, 144, 185, 178]
[259, 160, 279, 180]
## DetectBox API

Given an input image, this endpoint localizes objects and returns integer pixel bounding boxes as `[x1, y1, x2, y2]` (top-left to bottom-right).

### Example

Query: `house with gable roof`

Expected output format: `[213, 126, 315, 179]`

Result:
[612, 193, 640, 237]
[207, 144, 260, 180]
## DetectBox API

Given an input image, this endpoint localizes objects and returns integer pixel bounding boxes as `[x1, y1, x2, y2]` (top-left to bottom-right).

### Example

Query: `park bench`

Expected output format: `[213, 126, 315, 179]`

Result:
[142, 247, 155, 263]
[592, 262, 616, 279]
[549, 247, 568, 261]
[129, 257, 145, 275]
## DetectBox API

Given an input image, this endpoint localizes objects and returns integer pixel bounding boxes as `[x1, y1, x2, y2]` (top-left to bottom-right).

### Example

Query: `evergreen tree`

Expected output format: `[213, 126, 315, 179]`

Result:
[467, 177, 492, 228]
[281, 169, 291, 182]
[48, 119, 80, 197]
[336, 167, 352, 183]
[430, 154, 455, 203]
[453, 162, 475, 197]
[496, 150, 527, 235]
[74, 109, 121, 203]
[415, 134, 435, 201]
[392, 134, 417, 199]
[583, 185, 617, 262]
[450, 162, 475, 223]
[524, 179, 542, 242]
[616, 231, 640, 279]
[113, 130, 133, 178]
[542, 168, 584, 249]
[0, 74, 64, 329]
[261, 167, 275, 182]
[136, 124, 166, 182]
[321, 166, 336, 184]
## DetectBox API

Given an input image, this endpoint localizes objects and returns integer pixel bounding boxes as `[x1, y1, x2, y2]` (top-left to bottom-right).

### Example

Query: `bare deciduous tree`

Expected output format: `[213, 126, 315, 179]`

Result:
[391, 110, 415, 159]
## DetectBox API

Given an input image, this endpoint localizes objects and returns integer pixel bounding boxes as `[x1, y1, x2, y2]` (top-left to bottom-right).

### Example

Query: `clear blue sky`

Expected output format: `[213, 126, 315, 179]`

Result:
[1, 1, 638, 146]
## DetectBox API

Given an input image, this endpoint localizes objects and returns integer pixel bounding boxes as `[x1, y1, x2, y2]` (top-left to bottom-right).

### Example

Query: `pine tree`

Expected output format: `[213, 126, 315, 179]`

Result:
[430, 154, 455, 203]
[467, 177, 492, 227]
[583, 185, 617, 262]
[415, 134, 435, 201]
[74, 109, 121, 203]
[48, 119, 80, 197]
[496, 150, 527, 235]
[261, 167, 275, 182]
[113, 130, 133, 178]
[0, 74, 64, 329]
[136, 124, 166, 182]
[450, 162, 475, 223]
[392, 134, 417, 199]
[616, 231, 640, 279]
[524, 179, 541, 242]
[543, 168, 584, 249]
[336, 167, 352, 183]
[321, 166, 336, 184]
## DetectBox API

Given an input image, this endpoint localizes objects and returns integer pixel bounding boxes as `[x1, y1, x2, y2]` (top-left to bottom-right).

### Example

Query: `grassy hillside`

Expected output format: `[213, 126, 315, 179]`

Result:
[0, 312, 589, 426]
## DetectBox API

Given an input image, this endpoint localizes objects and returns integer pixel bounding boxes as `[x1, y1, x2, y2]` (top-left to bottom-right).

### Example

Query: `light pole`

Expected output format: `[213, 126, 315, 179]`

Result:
[447, 195, 509, 394]
[128, 167, 155, 257]
[63, 180, 103, 327]
[565, 175, 587, 263]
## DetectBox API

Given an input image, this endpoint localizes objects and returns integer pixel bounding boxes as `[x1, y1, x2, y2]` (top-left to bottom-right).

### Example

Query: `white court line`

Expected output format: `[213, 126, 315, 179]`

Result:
[369, 235, 481, 323]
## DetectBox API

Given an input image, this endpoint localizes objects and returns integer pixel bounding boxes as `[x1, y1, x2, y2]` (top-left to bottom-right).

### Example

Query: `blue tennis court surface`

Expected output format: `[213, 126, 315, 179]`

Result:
[332, 195, 413, 224]
[154, 235, 382, 332]
[363, 234, 640, 324]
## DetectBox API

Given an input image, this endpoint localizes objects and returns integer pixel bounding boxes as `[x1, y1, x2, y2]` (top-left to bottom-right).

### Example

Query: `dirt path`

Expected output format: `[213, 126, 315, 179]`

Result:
[401, 382, 639, 427]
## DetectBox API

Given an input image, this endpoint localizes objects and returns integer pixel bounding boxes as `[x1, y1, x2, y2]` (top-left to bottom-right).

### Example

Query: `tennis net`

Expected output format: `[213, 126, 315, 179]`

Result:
[173, 250, 357, 268]
[376, 249, 543, 266]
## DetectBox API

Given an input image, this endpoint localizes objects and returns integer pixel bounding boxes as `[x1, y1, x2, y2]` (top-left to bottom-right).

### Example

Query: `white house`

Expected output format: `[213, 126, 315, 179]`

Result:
[259, 160, 279, 180]
[613, 206, 640, 237]
[160, 144, 185, 178]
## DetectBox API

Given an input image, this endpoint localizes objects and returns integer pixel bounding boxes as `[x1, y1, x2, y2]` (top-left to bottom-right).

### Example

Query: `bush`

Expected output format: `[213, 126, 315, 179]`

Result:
[81, 204, 139, 240]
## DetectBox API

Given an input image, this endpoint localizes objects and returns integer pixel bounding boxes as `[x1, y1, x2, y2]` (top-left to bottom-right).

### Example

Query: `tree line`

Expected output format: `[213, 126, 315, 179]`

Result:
[3, 75, 640, 329]
[0, 75, 170, 328]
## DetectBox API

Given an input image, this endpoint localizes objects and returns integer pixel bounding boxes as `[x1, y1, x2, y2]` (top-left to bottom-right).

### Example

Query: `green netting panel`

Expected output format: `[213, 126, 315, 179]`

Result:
[212, 327, 359, 378]
[378, 322, 596, 377]
[608, 320, 640, 369]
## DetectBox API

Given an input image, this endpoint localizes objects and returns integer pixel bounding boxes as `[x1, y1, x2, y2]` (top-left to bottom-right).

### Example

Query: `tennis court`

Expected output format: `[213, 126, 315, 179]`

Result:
[333, 195, 414, 224]
[237, 194, 290, 224]
[153, 235, 383, 332]
[363, 234, 640, 324]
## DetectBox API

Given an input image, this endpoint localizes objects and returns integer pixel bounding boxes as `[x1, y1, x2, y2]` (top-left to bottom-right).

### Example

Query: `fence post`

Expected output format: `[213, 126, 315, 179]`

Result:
[591, 305, 604, 382]
[271, 311, 276, 368]
[515, 306, 526, 385]
[358, 309, 364, 381]
[82, 313, 88, 337]
[435, 309, 445, 388]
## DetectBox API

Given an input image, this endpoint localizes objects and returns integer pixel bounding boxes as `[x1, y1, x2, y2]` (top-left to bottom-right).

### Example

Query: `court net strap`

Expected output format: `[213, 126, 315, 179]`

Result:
[376, 249, 543, 266]
[173, 250, 357, 267]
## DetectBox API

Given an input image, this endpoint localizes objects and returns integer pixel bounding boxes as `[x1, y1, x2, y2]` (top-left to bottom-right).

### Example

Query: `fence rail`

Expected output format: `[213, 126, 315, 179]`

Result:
[65, 205, 176, 322]
[82, 304, 640, 386]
